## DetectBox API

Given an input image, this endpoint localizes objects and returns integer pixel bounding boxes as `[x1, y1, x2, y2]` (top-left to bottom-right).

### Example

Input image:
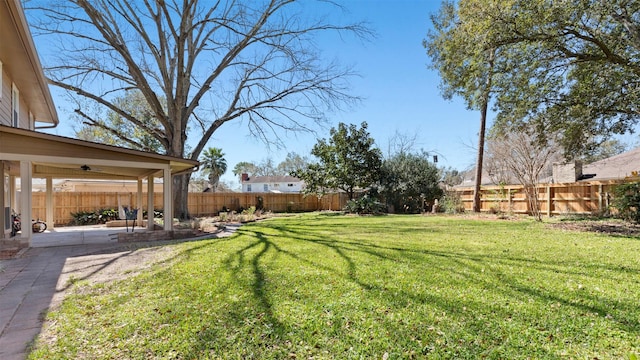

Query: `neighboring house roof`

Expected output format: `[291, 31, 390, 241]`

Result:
[243, 175, 302, 183]
[456, 146, 640, 189]
[581, 147, 640, 181]
[0, 0, 58, 126]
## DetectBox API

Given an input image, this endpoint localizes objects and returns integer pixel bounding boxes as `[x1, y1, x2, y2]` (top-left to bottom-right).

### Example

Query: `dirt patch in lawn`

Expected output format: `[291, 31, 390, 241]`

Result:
[439, 212, 640, 236]
[48, 215, 274, 305]
[547, 219, 640, 236]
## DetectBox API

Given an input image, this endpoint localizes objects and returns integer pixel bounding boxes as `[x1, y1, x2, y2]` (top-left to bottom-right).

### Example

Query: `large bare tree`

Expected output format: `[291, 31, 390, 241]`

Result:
[28, 0, 369, 218]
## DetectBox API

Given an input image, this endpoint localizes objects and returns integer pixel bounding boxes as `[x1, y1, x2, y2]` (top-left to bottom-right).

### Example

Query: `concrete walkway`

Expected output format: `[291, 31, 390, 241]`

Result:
[0, 224, 241, 360]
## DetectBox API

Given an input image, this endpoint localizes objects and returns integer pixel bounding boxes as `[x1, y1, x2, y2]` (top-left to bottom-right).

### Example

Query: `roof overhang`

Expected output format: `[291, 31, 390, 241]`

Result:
[0, 0, 59, 126]
[0, 126, 199, 180]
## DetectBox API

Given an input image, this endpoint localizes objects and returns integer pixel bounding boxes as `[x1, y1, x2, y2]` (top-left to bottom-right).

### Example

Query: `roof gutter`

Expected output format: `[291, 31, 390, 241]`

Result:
[171, 165, 200, 177]
[34, 122, 57, 130]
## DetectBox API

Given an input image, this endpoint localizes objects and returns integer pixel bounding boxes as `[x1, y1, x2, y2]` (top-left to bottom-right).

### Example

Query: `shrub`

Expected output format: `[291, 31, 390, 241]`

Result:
[344, 195, 386, 215]
[143, 209, 164, 219]
[242, 206, 256, 216]
[613, 181, 640, 223]
[71, 208, 161, 225]
[70, 211, 99, 226]
[70, 208, 118, 225]
[438, 191, 465, 214]
[98, 208, 119, 222]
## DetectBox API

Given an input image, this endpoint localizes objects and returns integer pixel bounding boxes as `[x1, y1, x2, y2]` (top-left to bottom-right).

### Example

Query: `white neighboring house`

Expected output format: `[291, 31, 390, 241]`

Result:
[241, 173, 304, 193]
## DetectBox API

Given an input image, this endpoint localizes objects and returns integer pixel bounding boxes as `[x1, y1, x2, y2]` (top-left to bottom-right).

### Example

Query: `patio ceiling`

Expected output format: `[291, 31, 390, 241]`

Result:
[0, 125, 199, 180]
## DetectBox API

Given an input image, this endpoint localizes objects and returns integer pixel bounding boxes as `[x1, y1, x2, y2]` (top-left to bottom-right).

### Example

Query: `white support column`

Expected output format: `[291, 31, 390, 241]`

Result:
[46, 177, 54, 229]
[163, 167, 172, 231]
[147, 175, 154, 230]
[20, 161, 32, 243]
[0, 162, 5, 239]
[9, 175, 16, 211]
[137, 179, 143, 224]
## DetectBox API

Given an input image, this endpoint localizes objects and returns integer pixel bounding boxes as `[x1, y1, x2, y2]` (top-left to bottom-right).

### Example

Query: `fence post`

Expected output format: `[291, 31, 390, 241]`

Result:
[598, 184, 603, 212]
[546, 185, 552, 217]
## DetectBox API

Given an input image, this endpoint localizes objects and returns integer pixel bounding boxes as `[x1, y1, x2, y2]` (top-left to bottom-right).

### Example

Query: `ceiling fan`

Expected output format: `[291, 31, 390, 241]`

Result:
[79, 164, 103, 172]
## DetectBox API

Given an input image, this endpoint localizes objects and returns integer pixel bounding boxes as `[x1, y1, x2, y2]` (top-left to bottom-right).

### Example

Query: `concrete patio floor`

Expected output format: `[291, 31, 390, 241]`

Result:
[29, 224, 146, 247]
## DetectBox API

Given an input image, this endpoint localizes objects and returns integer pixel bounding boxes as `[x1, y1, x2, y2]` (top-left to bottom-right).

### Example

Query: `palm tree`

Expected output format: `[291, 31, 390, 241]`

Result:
[200, 147, 227, 192]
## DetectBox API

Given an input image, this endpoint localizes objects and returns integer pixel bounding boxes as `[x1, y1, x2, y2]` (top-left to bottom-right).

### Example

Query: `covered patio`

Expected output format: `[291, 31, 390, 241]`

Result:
[1, 125, 199, 248]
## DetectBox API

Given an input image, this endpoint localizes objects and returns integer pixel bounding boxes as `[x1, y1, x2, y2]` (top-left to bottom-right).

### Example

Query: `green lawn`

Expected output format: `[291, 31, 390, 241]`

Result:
[30, 214, 640, 359]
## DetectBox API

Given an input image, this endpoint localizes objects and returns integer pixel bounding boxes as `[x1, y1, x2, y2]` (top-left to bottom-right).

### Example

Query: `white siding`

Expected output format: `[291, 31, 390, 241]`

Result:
[0, 65, 10, 126]
[11, 83, 19, 127]
[242, 181, 304, 193]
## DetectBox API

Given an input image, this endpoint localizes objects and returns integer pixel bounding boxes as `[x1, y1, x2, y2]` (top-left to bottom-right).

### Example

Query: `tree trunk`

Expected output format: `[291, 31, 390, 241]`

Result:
[525, 184, 542, 221]
[472, 115, 487, 213]
[472, 48, 495, 213]
[173, 173, 191, 220]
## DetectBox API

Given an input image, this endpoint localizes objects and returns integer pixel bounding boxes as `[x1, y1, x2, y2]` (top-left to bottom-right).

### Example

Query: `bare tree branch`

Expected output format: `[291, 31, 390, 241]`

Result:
[28, 0, 369, 218]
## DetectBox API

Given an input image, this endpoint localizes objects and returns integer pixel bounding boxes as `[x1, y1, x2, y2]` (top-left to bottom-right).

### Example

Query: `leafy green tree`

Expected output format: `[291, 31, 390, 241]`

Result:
[200, 147, 227, 191]
[30, 0, 370, 219]
[380, 151, 443, 214]
[428, 0, 640, 159]
[426, 0, 640, 210]
[425, 0, 506, 212]
[292, 163, 331, 208]
[232, 162, 258, 180]
[297, 122, 382, 200]
[492, 0, 640, 158]
[580, 139, 628, 164]
[231, 158, 279, 179]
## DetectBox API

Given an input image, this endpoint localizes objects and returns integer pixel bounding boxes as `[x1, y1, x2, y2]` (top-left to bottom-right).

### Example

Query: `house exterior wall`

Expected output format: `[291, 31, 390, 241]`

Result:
[0, 66, 10, 125]
[242, 181, 304, 193]
[0, 0, 58, 242]
[0, 69, 32, 129]
[17, 85, 31, 129]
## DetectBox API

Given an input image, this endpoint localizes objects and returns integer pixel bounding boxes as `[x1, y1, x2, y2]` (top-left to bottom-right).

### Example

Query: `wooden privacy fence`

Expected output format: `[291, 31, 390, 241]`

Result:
[30, 192, 349, 226]
[454, 180, 626, 216]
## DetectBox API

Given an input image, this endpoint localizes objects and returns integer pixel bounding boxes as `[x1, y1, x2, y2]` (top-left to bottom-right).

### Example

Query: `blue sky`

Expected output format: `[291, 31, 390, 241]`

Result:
[38, 1, 486, 187]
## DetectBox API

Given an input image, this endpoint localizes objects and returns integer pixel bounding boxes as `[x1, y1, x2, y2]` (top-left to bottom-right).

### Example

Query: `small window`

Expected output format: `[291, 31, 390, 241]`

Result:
[287, 183, 294, 187]
[247, 184, 252, 192]
[273, 183, 280, 187]
[263, 184, 268, 192]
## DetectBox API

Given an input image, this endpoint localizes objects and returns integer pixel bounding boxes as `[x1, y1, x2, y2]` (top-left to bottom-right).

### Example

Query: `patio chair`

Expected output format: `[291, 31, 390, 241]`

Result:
[123, 207, 138, 232]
